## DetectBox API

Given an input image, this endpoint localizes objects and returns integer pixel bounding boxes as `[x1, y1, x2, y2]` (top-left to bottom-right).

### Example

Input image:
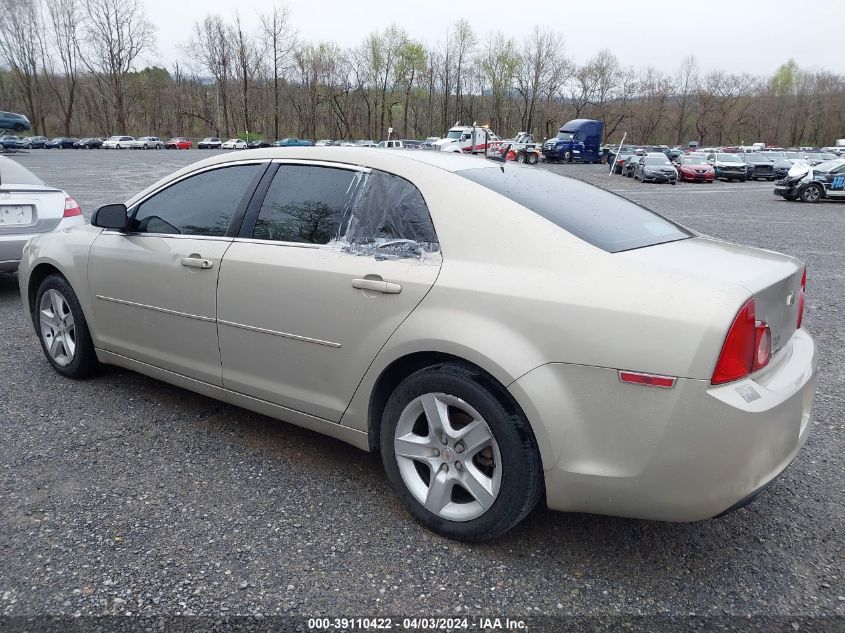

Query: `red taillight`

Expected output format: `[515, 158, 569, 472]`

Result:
[63, 195, 82, 218]
[712, 299, 771, 384]
[797, 267, 806, 329]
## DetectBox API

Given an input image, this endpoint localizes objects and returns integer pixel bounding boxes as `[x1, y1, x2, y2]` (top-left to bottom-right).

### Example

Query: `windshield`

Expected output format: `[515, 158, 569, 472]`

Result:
[457, 167, 690, 253]
[107, 136, 121, 141]
[645, 157, 671, 166]
[785, 152, 804, 159]
[744, 154, 768, 163]
[682, 158, 708, 165]
[446, 130, 463, 140]
[556, 131, 575, 141]
[716, 153, 741, 162]
[814, 159, 845, 172]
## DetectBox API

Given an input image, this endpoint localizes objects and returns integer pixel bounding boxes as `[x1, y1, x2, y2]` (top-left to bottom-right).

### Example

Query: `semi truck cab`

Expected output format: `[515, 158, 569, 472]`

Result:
[542, 119, 604, 163]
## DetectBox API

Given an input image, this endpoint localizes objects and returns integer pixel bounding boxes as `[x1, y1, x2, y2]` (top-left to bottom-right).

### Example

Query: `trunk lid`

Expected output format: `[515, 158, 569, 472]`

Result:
[619, 236, 803, 354]
[0, 185, 65, 234]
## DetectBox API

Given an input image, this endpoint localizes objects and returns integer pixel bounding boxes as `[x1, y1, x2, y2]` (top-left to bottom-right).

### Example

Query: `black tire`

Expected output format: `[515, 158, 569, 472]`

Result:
[526, 152, 538, 165]
[380, 362, 543, 542]
[516, 152, 526, 163]
[34, 274, 99, 378]
[799, 184, 823, 203]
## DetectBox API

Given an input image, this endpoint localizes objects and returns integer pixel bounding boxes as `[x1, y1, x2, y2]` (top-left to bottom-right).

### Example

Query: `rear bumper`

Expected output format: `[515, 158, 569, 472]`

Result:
[0, 216, 85, 272]
[509, 328, 817, 521]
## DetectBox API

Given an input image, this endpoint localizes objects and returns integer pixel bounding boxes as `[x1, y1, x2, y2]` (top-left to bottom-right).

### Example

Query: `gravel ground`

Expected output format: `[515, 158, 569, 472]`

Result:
[1, 150, 843, 626]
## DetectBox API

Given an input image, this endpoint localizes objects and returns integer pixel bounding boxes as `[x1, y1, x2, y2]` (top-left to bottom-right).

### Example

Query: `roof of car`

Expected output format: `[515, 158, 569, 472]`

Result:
[183, 147, 502, 174]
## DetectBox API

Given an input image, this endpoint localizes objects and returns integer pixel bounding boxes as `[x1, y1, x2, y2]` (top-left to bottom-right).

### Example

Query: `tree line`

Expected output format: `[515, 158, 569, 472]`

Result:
[1, 0, 843, 147]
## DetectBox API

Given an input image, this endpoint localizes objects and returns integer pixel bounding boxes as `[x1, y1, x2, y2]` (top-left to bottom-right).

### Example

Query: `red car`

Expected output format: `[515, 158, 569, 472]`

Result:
[165, 137, 192, 150]
[675, 156, 715, 183]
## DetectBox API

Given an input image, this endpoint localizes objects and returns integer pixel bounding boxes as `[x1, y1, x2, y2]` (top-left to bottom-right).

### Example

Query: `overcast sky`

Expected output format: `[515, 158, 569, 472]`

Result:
[143, 0, 841, 76]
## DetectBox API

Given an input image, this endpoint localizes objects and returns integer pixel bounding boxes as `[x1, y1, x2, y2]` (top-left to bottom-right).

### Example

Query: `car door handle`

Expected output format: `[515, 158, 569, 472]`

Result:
[352, 278, 402, 294]
[181, 256, 214, 269]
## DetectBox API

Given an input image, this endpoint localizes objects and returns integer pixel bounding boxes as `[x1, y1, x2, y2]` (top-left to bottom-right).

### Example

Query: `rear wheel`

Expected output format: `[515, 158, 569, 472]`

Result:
[526, 152, 538, 165]
[35, 275, 99, 378]
[380, 362, 543, 541]
[516, 152, 526, 163]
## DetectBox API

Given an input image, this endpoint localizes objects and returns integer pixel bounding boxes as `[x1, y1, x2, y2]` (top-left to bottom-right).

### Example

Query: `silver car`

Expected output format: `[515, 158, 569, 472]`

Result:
[17, 149, 817, 540]
[0, 157, 85, 272]
[130, 136, 163, 150]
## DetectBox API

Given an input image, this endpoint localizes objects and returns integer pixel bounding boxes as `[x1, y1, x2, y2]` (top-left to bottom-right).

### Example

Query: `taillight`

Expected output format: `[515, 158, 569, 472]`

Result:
[712, 299, 772, 385]
[63, 195, 82, 218]
[797, 267, 806, 329]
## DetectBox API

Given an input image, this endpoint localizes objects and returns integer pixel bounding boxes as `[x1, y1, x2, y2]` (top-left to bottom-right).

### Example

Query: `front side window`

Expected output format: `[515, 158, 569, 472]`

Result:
[131, 164, 262, 236]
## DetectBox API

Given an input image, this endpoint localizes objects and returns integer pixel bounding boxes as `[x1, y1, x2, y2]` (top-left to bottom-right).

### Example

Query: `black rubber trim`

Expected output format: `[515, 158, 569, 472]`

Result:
[237, 162, 279, 238]
[225, 162, 273, 238]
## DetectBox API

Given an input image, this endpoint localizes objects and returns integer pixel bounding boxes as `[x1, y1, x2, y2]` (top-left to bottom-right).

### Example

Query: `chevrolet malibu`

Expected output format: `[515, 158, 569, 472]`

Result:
[18, 148, 817, 541]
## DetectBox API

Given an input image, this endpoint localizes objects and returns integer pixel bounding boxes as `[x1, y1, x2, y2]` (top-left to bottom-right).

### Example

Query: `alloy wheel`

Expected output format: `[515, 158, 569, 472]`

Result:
[39, 289, 76, 366]
[393, 392, 502, 522]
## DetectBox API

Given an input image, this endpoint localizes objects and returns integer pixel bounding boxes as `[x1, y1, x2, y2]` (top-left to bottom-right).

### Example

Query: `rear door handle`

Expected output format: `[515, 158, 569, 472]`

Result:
[181, 257, 214, 269]
[352, 278, 402, 294]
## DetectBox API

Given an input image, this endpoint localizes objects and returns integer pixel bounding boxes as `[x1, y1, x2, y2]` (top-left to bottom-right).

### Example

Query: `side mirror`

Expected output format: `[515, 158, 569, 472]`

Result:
[92, 203, 128, 230]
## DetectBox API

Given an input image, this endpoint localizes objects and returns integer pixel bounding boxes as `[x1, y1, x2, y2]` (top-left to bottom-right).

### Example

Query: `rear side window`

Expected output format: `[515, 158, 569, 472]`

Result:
[458, 167, 690, 253]
[131, 164, 262, 236]
[0, 157, 44, 185]
[253, 165, 357, 244]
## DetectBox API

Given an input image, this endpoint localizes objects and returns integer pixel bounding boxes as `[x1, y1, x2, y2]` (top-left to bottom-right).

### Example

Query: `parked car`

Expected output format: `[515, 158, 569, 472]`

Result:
[274, 137, 314, 147]
[18, 136, 48, 149]
[221, 138, 248, 150]
[0, 155, 84, 272]
[766, 152, 807, 179]
[774, 158, 845, 203]
[248, 139, 273, 149]
[707, 152, 747, 181]
[131, 136, 163, 150]
[741, 153, 775, 180]
[421, 137, 440, 150]
[197, 137, 223, 149]
[377, 140, 404, 149]
[804, 152, 837, 166]
[357, 140, 377, 147]
[45, 137, 78, 149]
[633, 154, 678, 184]
[18, 148, 817, 541]
[0, 111, 31, 132]
[101, 136, 134, 149]
[612, 151, 638, 174]
[622, 156, 640, 177]
[403, 140, 423, 149]
[315, 139, 334, 146]
[74, 138, 103, 149]
[675, 156, 715, 183]
[165, 137, 192, 150]
[1, 136, 21, 149]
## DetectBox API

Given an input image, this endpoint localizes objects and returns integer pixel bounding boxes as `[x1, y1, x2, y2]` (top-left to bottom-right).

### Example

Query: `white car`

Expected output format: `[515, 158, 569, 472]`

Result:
[101, 135, 134, 149]
[131, 136, 163, 150]
[0, 156, 85, 272]
[221, 139, 248, 150]
[706, 152, 749, 181]
[17, 149, 817, 541]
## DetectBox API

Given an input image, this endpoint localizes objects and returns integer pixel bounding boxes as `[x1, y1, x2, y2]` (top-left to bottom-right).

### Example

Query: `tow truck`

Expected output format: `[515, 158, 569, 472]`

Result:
[433, 124, 499, 153]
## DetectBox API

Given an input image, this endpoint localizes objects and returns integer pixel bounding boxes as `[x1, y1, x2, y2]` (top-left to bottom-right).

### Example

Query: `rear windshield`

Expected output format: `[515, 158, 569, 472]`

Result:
[457, 167, 690, 253]
[0, 157, 44, 185]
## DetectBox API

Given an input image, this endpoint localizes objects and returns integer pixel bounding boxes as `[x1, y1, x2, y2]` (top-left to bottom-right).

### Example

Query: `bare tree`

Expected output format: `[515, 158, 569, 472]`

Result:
[186, 15, 233, 137]
[516, 27, 565, 136]
[259, 2, 296, 140]
[79, 0, 154, 132]
[0, 0, 46, 132]
[42, 0, 82, 135]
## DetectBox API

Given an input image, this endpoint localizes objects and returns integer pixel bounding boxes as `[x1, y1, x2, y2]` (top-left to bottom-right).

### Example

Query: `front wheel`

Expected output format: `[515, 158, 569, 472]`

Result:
[381, 362, 543, 541]
[799, 184, 823, 203]
[516, 152, 526, 163]
[35, 275, 99, 378]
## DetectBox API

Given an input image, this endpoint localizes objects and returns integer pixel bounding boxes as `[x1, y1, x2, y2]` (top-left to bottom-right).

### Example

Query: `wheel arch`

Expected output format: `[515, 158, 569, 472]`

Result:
[27, 262, 67, 324]
[365, 351, 542, 469]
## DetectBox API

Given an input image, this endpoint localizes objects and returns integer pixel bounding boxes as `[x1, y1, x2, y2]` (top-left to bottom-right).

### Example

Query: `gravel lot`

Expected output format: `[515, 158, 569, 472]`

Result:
[1, 150, 843, 625]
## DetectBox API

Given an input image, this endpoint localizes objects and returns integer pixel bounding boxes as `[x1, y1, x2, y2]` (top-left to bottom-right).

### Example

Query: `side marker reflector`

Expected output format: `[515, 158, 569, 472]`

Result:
[618, 371, 677, 388]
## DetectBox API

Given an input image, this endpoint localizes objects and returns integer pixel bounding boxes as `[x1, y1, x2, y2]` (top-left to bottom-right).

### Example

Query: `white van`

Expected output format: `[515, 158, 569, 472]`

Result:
[377, 140, 404, 149]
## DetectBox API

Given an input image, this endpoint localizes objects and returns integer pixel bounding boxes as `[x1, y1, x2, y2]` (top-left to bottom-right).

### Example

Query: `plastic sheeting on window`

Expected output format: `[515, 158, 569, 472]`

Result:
[333, 170, 440, 261]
